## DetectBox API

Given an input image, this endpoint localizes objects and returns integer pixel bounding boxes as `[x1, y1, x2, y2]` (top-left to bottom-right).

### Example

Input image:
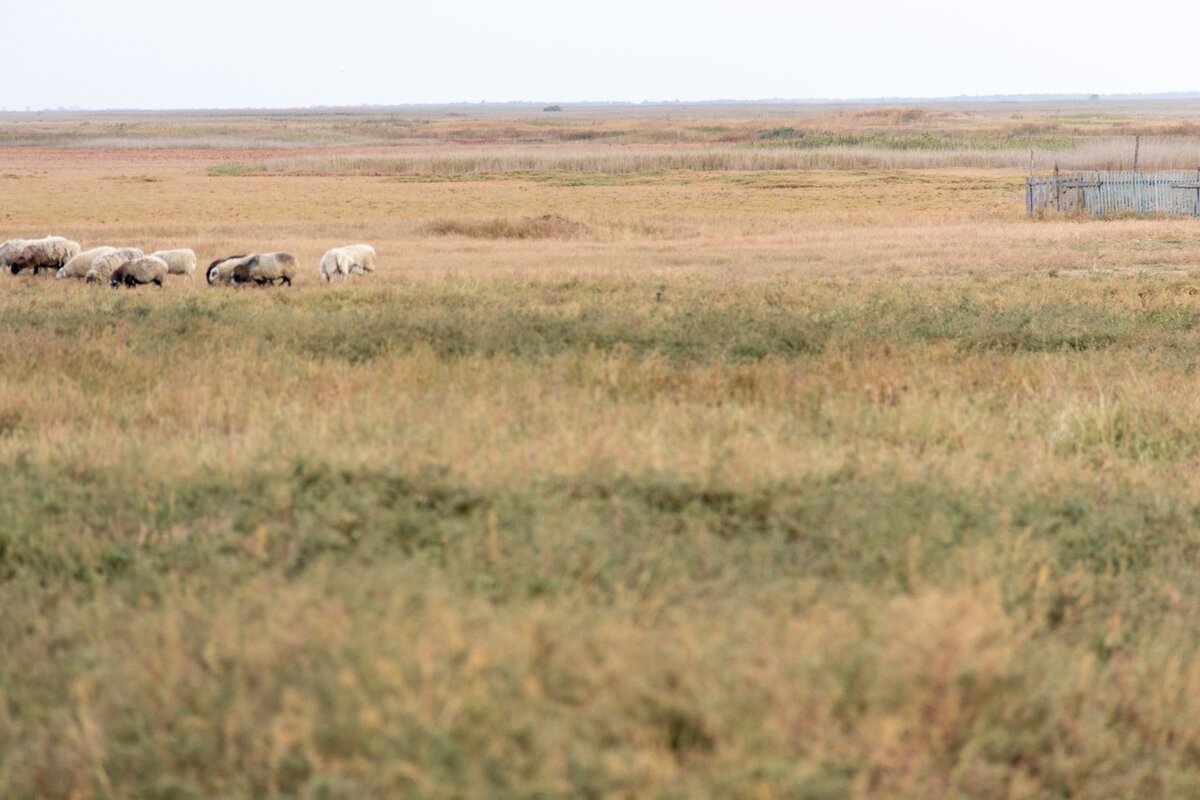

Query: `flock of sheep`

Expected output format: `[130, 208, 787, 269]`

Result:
[0, 236, 377, 288]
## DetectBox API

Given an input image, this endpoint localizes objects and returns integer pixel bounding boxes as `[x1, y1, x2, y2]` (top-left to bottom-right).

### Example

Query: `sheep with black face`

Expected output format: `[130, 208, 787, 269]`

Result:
[0, 239, 30, 272]
[231, 252, 296, 286]
[10, 236, 82, 275]
[206, 254, 253, 285]
[109, 255, 168, 288]
[86, 248, 144, 285]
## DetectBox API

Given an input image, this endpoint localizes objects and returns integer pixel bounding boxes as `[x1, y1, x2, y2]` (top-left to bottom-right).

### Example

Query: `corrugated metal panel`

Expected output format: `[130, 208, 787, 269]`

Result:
[1028, 170, 1200, 217]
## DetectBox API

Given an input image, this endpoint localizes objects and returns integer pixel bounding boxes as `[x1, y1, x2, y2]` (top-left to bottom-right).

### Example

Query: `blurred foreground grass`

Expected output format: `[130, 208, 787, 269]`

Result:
[5, 273, 1200, 798]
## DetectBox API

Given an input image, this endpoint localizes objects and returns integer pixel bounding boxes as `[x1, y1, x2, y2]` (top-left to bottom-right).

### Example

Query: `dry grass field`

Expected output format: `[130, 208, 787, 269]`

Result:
[6, 101, 1200, 798]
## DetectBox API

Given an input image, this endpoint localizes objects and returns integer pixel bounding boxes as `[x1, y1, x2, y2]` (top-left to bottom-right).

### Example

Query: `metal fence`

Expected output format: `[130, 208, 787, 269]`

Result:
[1027, 169, 1200, 217]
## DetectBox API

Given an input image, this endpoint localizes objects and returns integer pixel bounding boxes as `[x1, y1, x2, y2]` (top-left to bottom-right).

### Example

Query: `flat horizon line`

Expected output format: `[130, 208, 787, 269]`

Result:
[6, 91, 1200, 115]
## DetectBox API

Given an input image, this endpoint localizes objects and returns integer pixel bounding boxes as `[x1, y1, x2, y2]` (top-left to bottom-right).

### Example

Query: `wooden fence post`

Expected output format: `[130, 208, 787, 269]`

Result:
[1026, 150, 1035, 216]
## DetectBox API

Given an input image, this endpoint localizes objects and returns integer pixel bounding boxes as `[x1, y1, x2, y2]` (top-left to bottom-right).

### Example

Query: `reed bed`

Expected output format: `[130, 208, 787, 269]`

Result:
[209, 137, 1200, 176]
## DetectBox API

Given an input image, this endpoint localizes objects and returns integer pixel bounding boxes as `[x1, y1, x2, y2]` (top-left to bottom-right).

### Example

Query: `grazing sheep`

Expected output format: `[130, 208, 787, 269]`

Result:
[231, 252, 297, 286]
[10, 236, 82, 275]
[57, 246, 118, 279]
[151, 248, 197, 279]
[0, 239, 30, 272]
[109, 255, 168, 288]
[319, 244, 375, 281]
[318, 247, 354, 282]
[343, 243, 376, 275]
[85, 248, 144, 285]
[206, 254, 253, 285]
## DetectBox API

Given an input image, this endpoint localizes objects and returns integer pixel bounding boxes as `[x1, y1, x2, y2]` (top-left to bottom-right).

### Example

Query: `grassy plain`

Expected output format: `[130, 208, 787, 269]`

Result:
[5, 102, 1200, 798]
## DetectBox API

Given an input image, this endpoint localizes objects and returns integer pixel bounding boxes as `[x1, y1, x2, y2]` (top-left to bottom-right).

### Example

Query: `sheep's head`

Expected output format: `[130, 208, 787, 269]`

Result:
[55, 266, 68, 279]
[207, 265, 220, 284]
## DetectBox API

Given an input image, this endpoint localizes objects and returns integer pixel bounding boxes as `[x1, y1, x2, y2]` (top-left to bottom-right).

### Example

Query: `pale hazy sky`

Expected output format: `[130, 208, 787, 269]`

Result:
[3, 0, 1197, 110]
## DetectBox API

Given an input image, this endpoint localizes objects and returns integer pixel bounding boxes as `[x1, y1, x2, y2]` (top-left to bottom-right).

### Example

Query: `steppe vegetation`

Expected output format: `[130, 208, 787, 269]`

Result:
[4, 101, 1200, 798]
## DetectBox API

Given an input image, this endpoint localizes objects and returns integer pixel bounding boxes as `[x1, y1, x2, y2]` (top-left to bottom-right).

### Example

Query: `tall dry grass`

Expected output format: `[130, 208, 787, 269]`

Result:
[7, 107, 1200, 798]
[7, 268, 1200, 797]
[205, 137, 1200, 176]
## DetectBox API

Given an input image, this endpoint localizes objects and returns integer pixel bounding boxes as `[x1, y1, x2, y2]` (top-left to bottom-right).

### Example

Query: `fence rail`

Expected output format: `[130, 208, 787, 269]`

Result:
[1027, 170, 1200, 217]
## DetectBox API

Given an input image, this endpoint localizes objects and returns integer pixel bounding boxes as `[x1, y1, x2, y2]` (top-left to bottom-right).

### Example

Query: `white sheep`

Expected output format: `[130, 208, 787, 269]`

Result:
[57, 246, 118, 279]
[206, 254, 254, 285]
[86, 248, 144, 285]
[110, 256, 168, 288]
[319, 247, 353, 282]
[11, 236, 82, 275]
[231, 252, 297, 286]
[319, 244, 376, 282]
[342, 243, 376, 275]
[151, 249, 198, 279]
